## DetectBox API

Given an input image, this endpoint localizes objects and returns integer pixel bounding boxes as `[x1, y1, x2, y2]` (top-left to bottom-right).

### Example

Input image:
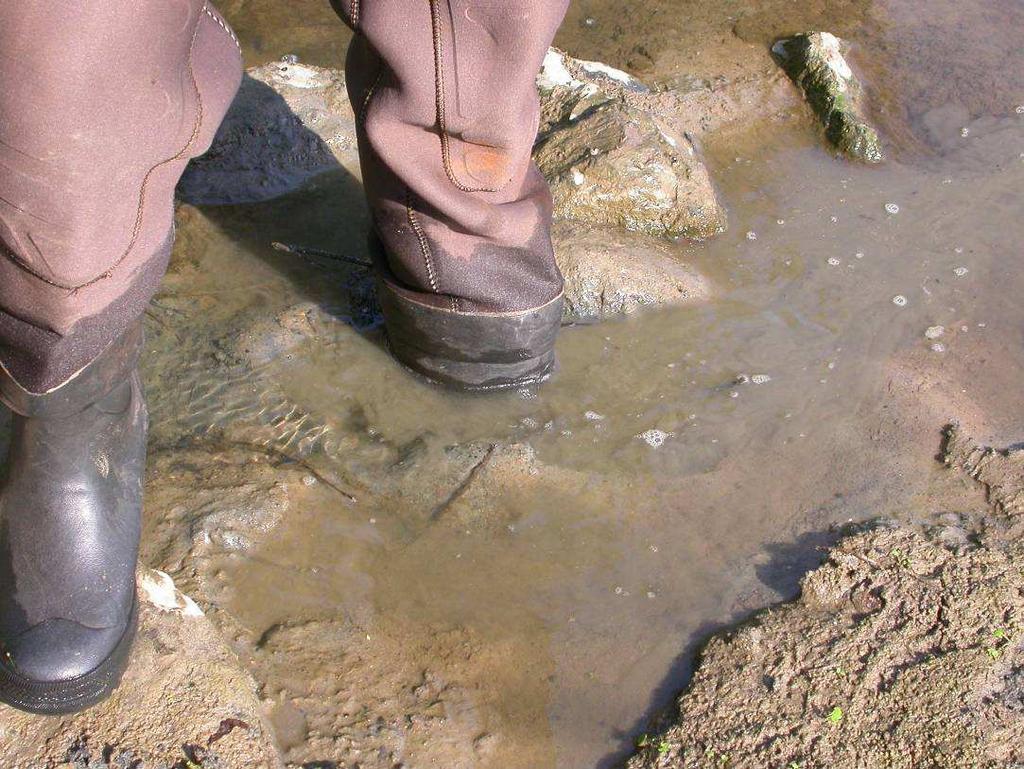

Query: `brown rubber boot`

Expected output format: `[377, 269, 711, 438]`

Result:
[0, 2, 242, 715]
[336, 0, 570, 390]
[0, 325, 146, 715]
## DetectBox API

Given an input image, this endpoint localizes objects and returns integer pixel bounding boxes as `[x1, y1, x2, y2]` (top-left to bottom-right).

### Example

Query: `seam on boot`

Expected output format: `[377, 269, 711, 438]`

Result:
[358, 62, 384, 128]
[203, 5, 241, 53]
[428, 0, 508, 195]
[349, 0, 361, 28]
[0, 4, 209, 293]
[404, 189, 440, 294]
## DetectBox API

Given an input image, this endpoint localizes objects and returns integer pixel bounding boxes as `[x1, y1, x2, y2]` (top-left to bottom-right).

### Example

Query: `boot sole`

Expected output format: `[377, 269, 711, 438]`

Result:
[0, 593, 138, 716]
[378, 281, 564, 391]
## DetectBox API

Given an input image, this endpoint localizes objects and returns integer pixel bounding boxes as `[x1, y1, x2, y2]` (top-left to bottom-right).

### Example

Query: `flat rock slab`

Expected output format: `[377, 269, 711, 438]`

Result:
[0, 570, 280, 769]
[553, 221, 709, 320]
[179, 60, 360, 205]
[180, 53, 726, 239]
[536, 49, 726, 238]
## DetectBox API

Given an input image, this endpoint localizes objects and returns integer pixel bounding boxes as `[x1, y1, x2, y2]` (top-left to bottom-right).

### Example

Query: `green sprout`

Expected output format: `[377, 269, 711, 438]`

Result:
[889, 548, 910, 568]
[827, 706, 844, 724]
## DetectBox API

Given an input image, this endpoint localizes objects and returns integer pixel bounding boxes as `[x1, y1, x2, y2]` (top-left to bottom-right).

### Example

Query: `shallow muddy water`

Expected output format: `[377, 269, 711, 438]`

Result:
[133, 2, 1024, 767]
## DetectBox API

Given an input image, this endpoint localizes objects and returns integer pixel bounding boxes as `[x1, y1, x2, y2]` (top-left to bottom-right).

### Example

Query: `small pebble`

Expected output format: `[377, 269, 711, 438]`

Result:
[960, 127, 970, 137]
[302, 475, 317, 486]
[892, 295, 908, 307]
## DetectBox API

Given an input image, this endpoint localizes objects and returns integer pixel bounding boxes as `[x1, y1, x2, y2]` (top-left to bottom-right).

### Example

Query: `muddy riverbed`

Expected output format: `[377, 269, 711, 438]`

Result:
[3, 1, 1023, 767]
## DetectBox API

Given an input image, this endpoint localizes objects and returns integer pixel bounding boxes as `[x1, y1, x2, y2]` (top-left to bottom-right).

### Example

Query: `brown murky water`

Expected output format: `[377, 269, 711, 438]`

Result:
[133, 2, 1024, 768]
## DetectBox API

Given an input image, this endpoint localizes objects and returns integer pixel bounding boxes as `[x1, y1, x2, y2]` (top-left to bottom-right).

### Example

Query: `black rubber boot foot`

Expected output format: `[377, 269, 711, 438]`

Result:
[0, 594, 138, 716]
[378, 281, 564, 391]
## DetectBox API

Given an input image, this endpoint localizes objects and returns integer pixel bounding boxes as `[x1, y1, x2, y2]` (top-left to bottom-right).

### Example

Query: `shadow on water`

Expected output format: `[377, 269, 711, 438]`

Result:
[177, 73, 379, 333]
[593, 526, 843, 769]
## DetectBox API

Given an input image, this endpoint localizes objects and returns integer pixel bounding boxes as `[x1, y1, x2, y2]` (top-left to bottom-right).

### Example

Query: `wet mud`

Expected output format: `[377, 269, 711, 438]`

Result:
[157, 1, 1024, 765]
[1, 1, 1022, 767]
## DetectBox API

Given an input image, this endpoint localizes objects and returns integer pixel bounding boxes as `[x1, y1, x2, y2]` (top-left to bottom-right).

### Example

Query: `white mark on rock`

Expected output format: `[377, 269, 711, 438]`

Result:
[139, 570, 204, 617]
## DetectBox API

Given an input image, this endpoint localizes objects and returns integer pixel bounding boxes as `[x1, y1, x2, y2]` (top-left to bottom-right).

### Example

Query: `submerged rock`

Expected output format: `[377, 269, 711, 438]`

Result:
[0, 570, 279, 769]
[772, 32, 884, 163]
[536, 49, 727, 239]
[553, 221, 709, 320]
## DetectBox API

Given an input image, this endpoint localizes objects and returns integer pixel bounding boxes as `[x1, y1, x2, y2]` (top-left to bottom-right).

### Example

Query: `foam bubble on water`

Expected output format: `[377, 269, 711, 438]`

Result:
[885, 203, 900, 215]
[751, 374, 772, 384]
[931, 343, 946, 353]
[892, 295, 908, 306]
[638, 429, 673, 448]
[953, 266, 969, 277]
[925, 326, 945, 339]
[584, 410, 605, 421]
[746, 231, 758, 241]
[827, 257, 840, 266]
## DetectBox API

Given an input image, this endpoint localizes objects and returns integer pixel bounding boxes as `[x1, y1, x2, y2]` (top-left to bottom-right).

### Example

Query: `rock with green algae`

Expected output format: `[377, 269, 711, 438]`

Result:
[772, 32, 884, 163]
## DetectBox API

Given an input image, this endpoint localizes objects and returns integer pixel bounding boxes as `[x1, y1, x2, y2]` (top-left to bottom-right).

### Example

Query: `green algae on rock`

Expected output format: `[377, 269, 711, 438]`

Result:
[772, 32, 884, 163]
